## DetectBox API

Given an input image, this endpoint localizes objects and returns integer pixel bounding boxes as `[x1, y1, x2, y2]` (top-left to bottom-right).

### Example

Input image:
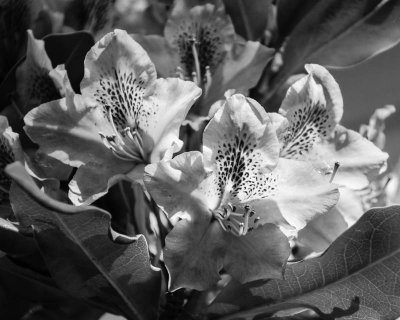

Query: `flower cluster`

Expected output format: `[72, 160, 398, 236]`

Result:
[0, 0, 397, 319]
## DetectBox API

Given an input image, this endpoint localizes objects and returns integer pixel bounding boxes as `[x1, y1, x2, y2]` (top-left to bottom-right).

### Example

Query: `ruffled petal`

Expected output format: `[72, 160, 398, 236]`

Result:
[311, 125, 389, 190]
[69, 163, 144, 206]
[252, 158, 339, 231]
[279, 64, 343, 159]
[144, 151, 220, 219]
[24, 84, 134, 205]
[165, 215, 290, 291]
[297, 186, 364, 253]
[81, 29, 200, 162]
[81, 29, 157, 136]
[144, 77, 202, 163]
[203, 94, 280, 202]
[359, 105, 396, 150]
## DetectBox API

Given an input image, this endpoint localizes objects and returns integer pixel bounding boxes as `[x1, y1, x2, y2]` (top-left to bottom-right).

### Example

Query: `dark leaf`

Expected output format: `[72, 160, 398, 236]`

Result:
[208, 206, 400, 320]
[267, 0, 400, 100]
[0, 254, 68, 304]
[44, 31, 95, 93]
[7, 162, 162, 320]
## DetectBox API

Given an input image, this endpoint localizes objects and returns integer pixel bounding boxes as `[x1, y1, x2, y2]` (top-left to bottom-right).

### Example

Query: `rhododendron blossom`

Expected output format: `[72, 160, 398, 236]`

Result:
[145, 93, 339, 290]
[134, 0, 273, 116]
[24, 29, 202, 205]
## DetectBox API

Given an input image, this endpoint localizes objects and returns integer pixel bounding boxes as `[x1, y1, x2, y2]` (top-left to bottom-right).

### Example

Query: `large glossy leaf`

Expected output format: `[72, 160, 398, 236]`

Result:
[208, 206, 400, 319]
[268, 0, 400, 100]
[7, 162, 161, 320]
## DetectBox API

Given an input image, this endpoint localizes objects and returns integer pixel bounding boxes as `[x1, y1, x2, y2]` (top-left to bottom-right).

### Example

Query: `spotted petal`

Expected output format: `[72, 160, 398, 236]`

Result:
[311, 125, 389, 190]
[144, 152, 290, 291]
[279, 64, 343, 159]
[249, 158, 340, 232]
[164, 0, 235, 78]
[81, 29, 201, 162]
[24, 83, 134, 205]
[203, 94, 281, 202]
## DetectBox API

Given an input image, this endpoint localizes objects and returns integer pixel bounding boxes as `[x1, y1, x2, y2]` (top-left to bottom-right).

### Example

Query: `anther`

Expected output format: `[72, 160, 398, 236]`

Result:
[204, 65, 212, 95]
[329, 162, 340, 183]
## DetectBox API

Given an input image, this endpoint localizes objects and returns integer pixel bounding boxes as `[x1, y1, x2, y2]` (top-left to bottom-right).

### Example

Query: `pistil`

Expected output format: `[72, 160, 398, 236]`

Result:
[190, 36, 202, 87]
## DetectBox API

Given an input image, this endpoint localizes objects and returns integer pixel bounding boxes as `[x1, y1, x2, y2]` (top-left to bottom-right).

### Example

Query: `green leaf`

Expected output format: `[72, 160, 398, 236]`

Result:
[208, 206, 400, 319]
[268, 0, 400, 100]
[7, 162, 161, 320]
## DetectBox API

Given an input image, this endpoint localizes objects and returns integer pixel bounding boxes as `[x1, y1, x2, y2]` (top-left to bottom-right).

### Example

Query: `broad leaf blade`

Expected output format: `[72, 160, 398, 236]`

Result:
[209, 206, 400, 319]
[268, 0, 400, 99]
[7, 162, 161, 320]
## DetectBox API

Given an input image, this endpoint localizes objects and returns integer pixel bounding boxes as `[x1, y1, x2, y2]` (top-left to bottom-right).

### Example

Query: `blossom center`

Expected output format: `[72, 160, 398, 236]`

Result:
[213, 202, 260, 236]
[99, 109, 146, 162]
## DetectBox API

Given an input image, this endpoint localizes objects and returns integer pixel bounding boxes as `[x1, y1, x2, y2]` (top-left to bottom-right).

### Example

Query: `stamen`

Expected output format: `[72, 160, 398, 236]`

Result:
[176, 66, 185, 80]
[190, 36, 202, 87]
[99, 109, 146, 162]
[329, 162, 340, 183]
[204, 65, 212, 95]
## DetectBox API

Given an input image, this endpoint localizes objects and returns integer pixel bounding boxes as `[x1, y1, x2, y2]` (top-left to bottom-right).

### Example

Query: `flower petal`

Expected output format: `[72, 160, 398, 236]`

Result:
[311, 125, 389, 190]
[144, 77, 202, 163]
[81, 29, 200, 161]
[24, 84, 134, 205]
[69, 163, 144, 206]
[222, 223, 290, 284]
[80, 29, 157, 136]
[164, 0, 235, 78]
[202, 39, 274, 113]
[131, 34, 179, 78]
[279, 64, 343, 159]
[252, 158, 339, 231]
[165, 216, 221, 291]
[203, 94, 280, 202]
[25, 88, 114, 167]
[297, 186, 364, 253]
[359, 104, 396, 150]
[165, 217, 290, 291]
[15, 30, 60, 113]
[144, 151, 220, 219]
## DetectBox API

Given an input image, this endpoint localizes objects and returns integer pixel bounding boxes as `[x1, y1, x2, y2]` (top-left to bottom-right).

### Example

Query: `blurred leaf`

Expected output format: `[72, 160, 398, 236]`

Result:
[224, 0, 273, 41]
[208, 206, 400, 319]
[276, 0, 319, 46]
[268, 0, 400, 100]
[0, 254, 68, 304]
[0, 216, 36, 256]
[44, 31, 95, 93]
[7, 162, 162, 320]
